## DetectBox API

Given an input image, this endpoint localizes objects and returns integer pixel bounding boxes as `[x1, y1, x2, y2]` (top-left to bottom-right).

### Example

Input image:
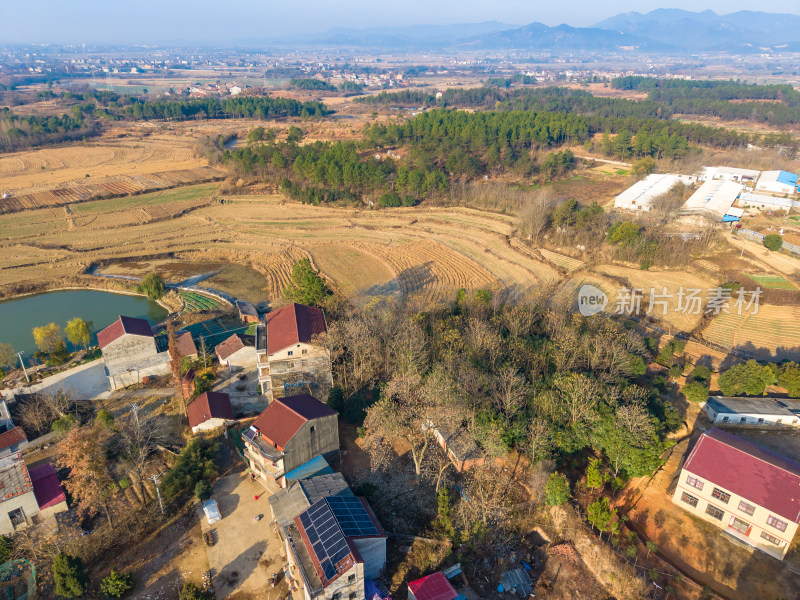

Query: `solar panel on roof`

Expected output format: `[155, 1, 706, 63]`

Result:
[299, 499, 353, 582]
[326, 496, 379, 537]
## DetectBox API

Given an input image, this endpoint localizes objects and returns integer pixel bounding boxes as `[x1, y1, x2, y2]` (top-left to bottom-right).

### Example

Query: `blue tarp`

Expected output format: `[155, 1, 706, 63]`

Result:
[722, 215, 740, 222]
[365, 580, 390, 600]
[283, 455, 333, 485]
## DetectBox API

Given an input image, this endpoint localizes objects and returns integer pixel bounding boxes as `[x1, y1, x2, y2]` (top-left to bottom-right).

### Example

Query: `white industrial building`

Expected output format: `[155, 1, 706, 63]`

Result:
[613, 173, 696, 212]
[699, 166, 760, 184]
[755, 170, 799, 195]
[738, 192, 794, 211]
[680, 179, 743, 221]
[704, 397, 800, 427]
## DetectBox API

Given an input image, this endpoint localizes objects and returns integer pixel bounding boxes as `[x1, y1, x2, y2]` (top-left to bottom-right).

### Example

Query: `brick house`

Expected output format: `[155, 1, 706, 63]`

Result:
[0, 453, 67, 534]
[672, 428, 800, 559]
[98, 316, 170, 390]
[284, 495, 387, 600]
[256, 303, 333, 402]
[242, 394, 338, 488]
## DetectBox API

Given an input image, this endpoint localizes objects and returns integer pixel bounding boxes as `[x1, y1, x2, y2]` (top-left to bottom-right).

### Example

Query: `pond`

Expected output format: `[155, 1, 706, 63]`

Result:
[0, 290, 168, 361]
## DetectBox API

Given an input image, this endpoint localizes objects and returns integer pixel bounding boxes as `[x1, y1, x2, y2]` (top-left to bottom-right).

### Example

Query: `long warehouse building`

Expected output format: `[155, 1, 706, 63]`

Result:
[614, 173, 696, 212]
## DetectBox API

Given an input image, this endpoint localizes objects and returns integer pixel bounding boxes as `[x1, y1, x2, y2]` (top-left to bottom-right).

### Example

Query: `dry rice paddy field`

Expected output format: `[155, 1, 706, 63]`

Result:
[2, 178, 799, 362]
[0, 123, 225, 213]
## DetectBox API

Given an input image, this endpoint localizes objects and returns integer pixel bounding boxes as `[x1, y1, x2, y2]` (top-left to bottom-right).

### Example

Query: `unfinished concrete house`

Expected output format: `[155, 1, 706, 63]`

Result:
[256, 303, 332, 402]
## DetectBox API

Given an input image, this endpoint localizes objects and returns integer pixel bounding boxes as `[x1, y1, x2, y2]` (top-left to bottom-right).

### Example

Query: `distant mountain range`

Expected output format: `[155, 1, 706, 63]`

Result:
[293, 10, 800, 54]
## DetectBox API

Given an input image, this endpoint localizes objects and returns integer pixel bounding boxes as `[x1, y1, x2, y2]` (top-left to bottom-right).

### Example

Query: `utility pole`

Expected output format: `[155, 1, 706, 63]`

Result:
[151, 474, 165, 516]
[15, 352, 29, 383]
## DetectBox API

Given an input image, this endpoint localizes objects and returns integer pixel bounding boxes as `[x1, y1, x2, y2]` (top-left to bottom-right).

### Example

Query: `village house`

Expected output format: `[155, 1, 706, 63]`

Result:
[172, 330, 198, 361]
[256, 303, 333, 402]
[98, 316, 170, 390]
[188, 391, 234, 434]
[0, 453, 67, 534]
[672, 428, 800, 559]
[284, 495, 387, 600]
[242, 394, 339, 488]
[215, 333, 256, 371]
[0, 400, 27, 458]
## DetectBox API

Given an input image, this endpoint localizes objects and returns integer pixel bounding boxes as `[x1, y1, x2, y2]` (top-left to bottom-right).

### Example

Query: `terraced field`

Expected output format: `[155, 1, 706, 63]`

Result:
[180, 292, 221, 313]
[702, 304, 800, 360]
[747, 274, 797, 290]
[0, 124, 225, 213]
[539, 248, 585, 272]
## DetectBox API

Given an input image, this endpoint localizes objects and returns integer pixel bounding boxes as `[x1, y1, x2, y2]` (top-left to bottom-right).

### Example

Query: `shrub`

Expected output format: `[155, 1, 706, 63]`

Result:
[53, 553, 90, 598]
[763, 233, 783, 251]
[401, 195, 417, 207]
[283, 258, 332, 306]
[179, 583, 213, 600]
[683, 380, 709, 403]
[689, 365, 711, 384]
[779, 362, 800, 397]
[160, 439, 219, 499]
[101, 570, 133, 598]
[668, 364, 684, 379]
[544, 472, 570, 506]
[586, 458, 604, 489]
[139, 273, 166, 301]
[96, 409, 115, 429]
[718, 360, 776, 396]
[52, 414, 77, 434]
[377, 192, 402, 207]
[194, 480, 212, 501]
[587, 497, 618, 534]
[607, 221, 641, 246]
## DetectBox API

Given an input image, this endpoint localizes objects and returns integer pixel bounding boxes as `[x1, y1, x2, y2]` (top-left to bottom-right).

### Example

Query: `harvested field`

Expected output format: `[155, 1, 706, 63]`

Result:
[539, 248, 584, 272]
[307, 244, 399, 297]
[0, 124, 226, 213]
[593, 264, 719, 332]
[701, 304, 800, 360]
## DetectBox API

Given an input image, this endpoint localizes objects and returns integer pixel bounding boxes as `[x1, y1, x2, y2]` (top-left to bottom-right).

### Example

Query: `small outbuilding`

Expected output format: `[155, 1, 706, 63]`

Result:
[188, 391, 234, 434]
[408, 572, 458, 600]
[215, 333, 256, 371]
[236, 301, 259, 324]
[756, 170, 798, 195]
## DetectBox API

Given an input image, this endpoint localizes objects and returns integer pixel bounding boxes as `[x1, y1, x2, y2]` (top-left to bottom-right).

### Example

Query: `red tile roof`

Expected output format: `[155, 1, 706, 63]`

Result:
[173, 331, 197, 358]
[250, 394, 336, 449]
[408, 572, 458, 600]
[30, 463, 67, 510]
[215, 333, 246, 361]
[266, 303, 327, 355]
[187, 392, 234, 429]
[0, 427, 26, 452]
[684, 428, 800, 523]
[97, 316, 154, 349]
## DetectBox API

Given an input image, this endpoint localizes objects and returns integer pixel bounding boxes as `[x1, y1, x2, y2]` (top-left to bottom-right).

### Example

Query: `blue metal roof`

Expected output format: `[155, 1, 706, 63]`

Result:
[284, 455, 332, 484]
[777, 170, 798, 186]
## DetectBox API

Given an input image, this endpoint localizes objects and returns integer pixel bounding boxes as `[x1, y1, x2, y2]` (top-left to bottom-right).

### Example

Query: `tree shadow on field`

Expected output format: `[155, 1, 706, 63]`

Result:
[393, 262, 436, 295]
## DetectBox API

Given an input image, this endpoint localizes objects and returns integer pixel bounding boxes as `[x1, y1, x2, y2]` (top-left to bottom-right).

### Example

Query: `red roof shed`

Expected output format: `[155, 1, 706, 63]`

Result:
[188, 392, 234, 429]
[250, 394, 336, 449]
[408, 572, 458, 600]
[97, 316, 154, 349]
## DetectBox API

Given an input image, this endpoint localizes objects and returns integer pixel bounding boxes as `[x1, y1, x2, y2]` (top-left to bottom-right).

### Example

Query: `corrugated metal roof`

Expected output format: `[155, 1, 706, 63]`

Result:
[777, 170, 798, 186]
[408, 572, 458, 600]
[706, 396, 794, 417]
[284, 455, 333, 485]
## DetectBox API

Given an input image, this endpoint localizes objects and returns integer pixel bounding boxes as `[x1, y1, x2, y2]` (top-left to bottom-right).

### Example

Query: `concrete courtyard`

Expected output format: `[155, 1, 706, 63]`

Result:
[200, 469, 288, 599]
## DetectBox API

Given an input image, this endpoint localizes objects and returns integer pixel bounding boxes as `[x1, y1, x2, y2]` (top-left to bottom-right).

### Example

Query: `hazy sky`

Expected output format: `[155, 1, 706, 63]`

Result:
[2, 0, 799, 44]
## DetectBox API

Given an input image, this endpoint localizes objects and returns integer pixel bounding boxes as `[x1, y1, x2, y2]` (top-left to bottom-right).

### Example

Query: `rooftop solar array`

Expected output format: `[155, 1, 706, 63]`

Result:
[326, 496, 380, 537]
[299, 500, 350, 581]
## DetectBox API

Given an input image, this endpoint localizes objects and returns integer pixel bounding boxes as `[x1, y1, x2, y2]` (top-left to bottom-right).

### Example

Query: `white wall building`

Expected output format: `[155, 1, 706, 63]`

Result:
[614, 173, 696, 212]
[755, 170, 798, 195]
[738, 192, 795, 211]
[699, 166, 760, 184]
[704, 397, 800, 427]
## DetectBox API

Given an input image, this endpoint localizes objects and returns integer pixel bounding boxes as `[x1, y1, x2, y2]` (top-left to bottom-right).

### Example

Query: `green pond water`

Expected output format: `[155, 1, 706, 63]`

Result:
[0, 290, 168, 361]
